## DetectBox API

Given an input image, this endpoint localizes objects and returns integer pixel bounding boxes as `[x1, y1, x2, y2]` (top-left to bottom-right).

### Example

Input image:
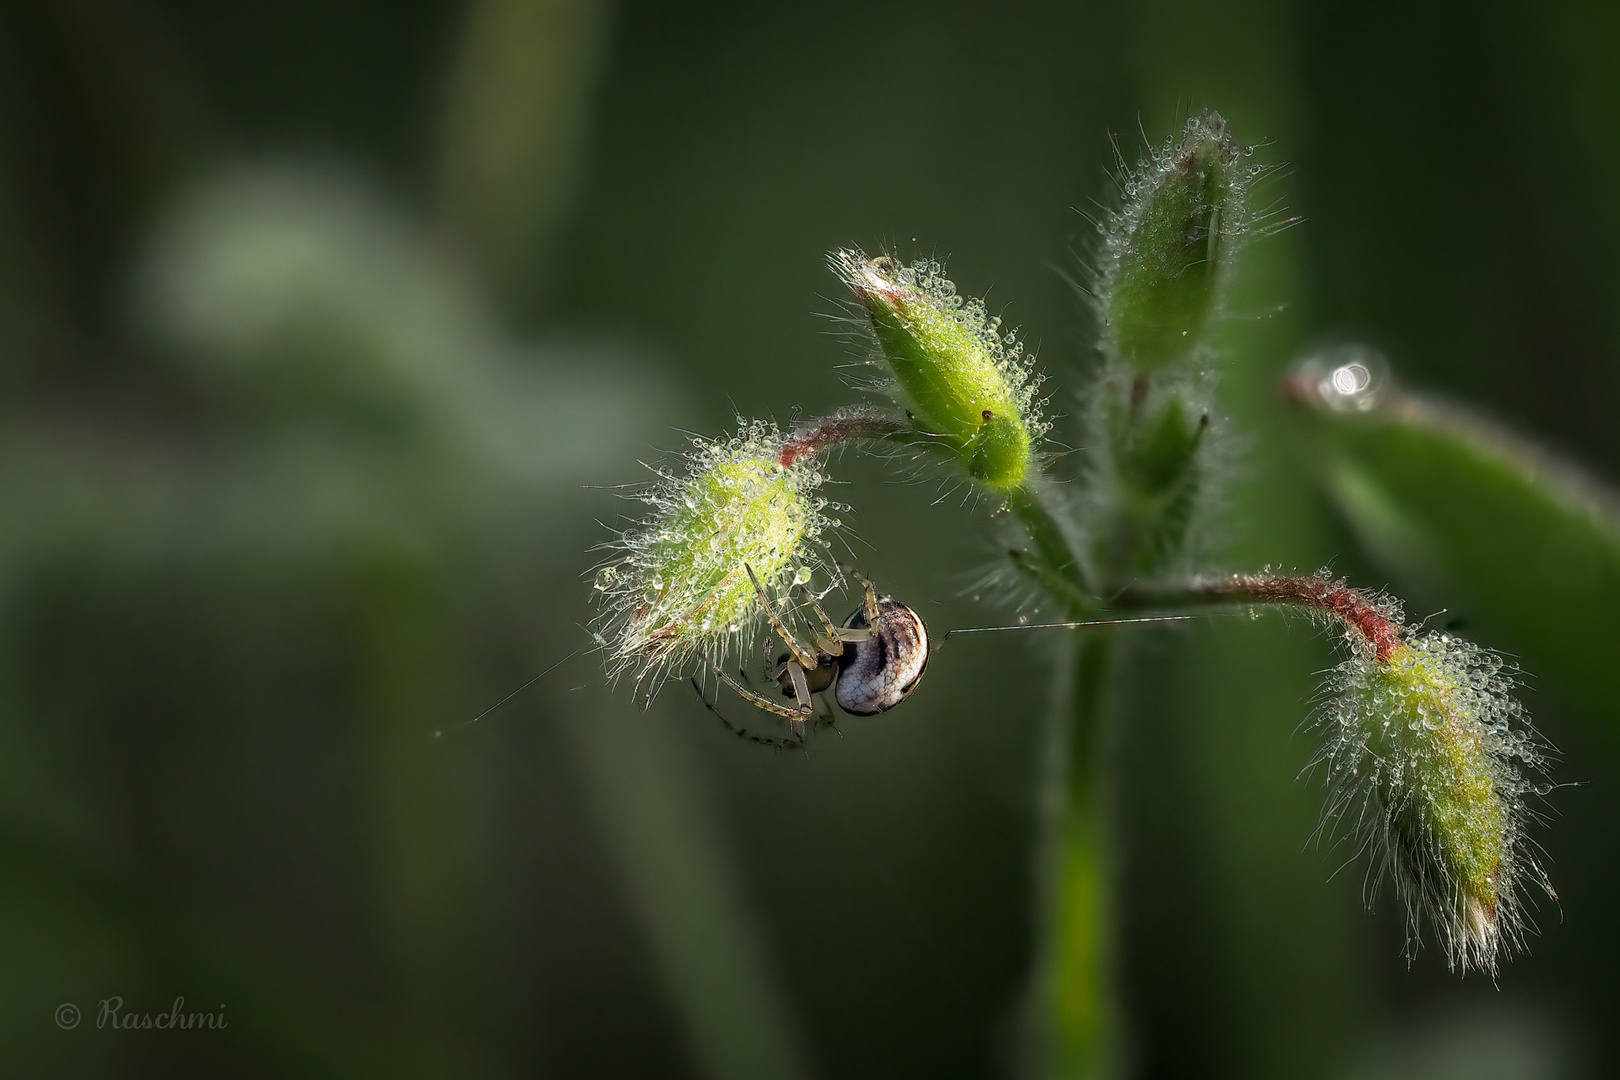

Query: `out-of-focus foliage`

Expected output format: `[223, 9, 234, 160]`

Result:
[3, 0, 1619, 1078]
[1295, 368, 1620, 758]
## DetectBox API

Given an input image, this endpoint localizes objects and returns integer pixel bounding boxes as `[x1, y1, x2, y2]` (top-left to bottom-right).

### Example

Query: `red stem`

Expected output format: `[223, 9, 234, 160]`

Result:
[777, 407, 903, 468]
[1198, 573, 1404, 662]
[1113, 572, 1404, 662]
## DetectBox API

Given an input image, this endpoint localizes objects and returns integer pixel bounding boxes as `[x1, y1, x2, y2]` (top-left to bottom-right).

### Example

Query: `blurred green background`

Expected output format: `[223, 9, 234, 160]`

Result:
[3, 0, 1617, 1076]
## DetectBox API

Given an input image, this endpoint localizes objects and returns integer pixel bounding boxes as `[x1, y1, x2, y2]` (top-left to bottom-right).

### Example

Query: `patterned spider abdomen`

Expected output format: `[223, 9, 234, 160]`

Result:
[835, 599, 929, 715]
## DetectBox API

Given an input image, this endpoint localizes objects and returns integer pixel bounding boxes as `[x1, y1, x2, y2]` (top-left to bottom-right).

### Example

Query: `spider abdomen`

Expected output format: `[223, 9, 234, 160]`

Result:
[835, 599, 929, 715]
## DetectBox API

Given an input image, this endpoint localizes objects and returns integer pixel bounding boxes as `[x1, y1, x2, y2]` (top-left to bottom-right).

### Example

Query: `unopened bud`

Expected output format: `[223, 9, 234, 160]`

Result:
[1096, 111, 1260, 371]
[1194, 571, 1554, 974]
[833, 251, 1046, 491]
[593, 420, 835, 693]
[1321, 628, 1552, 975]
[1102, 394, 1210, 573]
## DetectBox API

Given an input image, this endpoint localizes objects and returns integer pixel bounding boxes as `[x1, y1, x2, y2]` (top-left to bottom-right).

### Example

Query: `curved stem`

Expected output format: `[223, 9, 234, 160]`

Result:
[776, 406, 905, 468]
[1111, 572, 1403, 661]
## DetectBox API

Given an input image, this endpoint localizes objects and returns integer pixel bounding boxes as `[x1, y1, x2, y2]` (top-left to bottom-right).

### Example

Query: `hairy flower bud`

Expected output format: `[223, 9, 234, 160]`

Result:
[1095, 111, 1262, 371]
[1183, 571, 1554, 974]
[593, 420, 836, 693]
[1317, 617, 1553, 976]
[833, 250, 1046, 491]
[1094, 389, 1212, 575]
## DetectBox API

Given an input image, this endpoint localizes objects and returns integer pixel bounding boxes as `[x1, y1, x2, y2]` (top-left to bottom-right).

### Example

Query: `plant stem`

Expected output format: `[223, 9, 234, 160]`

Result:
[1000, 472, 1123, 1078]
[777, 406, 906, 468]
[1008, 480, 1095, 614]
[1111, 572, 1402, 660]
[1025, 633, 1120, 1080]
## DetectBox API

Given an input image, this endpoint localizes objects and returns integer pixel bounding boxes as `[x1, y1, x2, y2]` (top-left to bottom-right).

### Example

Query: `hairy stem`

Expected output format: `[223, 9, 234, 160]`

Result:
[1008, 481, 1095, 614]
[1025, 633, 1119, 1080]
[1112, 572, 1403, 661]
[776, 406, 905, 468]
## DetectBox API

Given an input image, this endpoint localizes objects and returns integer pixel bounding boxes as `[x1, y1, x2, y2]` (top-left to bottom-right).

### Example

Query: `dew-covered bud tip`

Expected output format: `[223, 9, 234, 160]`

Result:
[832, 250, 1046, 491]
[1095, 111, 1262, 371]
[1315, 605, 1552, 976]
[592, 420, 837, 693]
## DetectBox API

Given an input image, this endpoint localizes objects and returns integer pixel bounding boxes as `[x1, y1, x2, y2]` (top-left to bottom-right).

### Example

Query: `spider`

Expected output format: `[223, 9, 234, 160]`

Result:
[690, 566, 1197, 750]
[448, 574, 1187, 741]
[692, 565, 929, 749]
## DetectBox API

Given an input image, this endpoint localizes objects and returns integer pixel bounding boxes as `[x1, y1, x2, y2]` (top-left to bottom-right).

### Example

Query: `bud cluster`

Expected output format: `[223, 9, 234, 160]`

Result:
[587, 112, 1563, 983]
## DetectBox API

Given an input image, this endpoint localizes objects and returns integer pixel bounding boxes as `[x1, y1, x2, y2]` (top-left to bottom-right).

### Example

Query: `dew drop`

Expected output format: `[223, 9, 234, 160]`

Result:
[1290, 345, 1388, 413]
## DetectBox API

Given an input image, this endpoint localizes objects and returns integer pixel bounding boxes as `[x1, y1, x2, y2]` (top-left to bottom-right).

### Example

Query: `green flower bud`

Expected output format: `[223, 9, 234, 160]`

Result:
[1190, 571, 1554, 975]
[1320, 629, 1553, 975]
[1119, 395, 1205, 494]
[833, 251, 1046, 491]
[593, 420, 836, 693]
[1095, 111, 1261, 371]
[1100, 392, 1210, 574]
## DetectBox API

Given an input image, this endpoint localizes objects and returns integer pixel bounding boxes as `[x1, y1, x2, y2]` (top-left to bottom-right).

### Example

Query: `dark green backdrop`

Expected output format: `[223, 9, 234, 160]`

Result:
[3, 0, 1615, 1076]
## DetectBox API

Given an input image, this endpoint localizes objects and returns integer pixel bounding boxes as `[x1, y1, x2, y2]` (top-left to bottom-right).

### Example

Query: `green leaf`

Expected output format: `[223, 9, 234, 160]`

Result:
[1299, 387, 1620, 745]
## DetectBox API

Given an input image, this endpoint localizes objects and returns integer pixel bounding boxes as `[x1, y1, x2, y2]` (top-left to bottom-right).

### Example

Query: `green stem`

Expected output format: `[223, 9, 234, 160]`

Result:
[1025, 633, 1120, 1080]
[1008, 480, 1095, 614]
[1001, 473, 1123, 1078]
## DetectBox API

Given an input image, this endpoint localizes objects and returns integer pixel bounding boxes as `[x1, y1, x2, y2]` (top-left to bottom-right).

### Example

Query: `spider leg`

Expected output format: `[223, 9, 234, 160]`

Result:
[745, 564, 820, 671]
[800, 586, 869, 648]
[740, 660, 802, 729]
[759, 633, 777, 683]
[812, 690, 843, 738]
[716, 667, 810, 722]
[689, 678, 806, 751]
[799, 587, 847, 653]
[850, 568, 883, 624]
[783, 661, 815, 717]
